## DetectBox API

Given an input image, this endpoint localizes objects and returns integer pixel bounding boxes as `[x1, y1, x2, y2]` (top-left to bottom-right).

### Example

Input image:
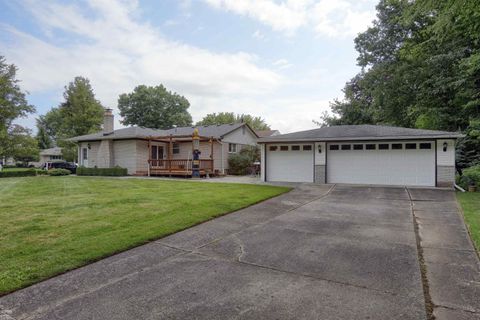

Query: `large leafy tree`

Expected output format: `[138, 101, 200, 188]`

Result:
[0, 56, 35, 159]
[196, 112, 270, 130]
[41, 77, 104, 161]
[9, 125, 39, 165]
[118, 85, 192, 129]
[35, 116, 53, 150]
[318, 0, 480, 169]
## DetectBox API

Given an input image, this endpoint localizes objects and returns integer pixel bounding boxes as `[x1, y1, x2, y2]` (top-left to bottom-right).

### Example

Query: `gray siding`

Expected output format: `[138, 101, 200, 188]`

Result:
[437, 165, 455, 187]
[113, 140, 137, 174]
[314, 165, 326, 184]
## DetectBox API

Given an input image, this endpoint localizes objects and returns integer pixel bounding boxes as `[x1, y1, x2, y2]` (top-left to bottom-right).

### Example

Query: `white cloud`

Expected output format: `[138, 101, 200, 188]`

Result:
[2, 0, 282, 130]
[252, 30, 265, 40]
[204, 0, 376, 37]
[272, 58, 292, 70]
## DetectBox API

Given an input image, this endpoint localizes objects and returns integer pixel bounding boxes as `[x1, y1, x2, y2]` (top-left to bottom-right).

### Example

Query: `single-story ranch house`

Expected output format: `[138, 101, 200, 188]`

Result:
[69, 109, 258, 176]
[258, 125, 463, 187]
[39, 147, 64, 164]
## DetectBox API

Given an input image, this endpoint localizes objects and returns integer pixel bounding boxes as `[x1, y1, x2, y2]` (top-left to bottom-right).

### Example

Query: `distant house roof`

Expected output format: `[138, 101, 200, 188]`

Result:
[258, 125, 463, 143]
[39, 147, 63, 156]
[69, 123, 257, 142]
[255, 129, 280, 138]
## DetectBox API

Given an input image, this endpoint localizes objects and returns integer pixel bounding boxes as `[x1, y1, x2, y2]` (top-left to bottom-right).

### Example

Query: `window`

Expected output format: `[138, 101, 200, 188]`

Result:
[229, 143, 237, 153]
[291, 145, 300, 151]
[341, 144, 351, 150]
[353, 144, 363, 150]
[82, 147, 88, 160]
[379, 144, 389, 150]
[419, 143, 431, 150]
[405, 143, 416, 150]
[392, 143, 403, 150]
[151, 145, 158, 159]
[50, 155, 63, 160]
[172, 143, 180, 154]
[329, 144, 339, 150]
[366, 144, 376, 150]
[303, 145, 312, 151]
[269, 146, 278, 151]
[280, 145, 289, 151]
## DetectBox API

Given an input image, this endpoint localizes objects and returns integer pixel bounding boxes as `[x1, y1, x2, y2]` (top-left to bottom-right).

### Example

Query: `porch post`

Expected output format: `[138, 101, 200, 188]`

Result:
[169, 135, 172, 173]
[147, 139, 151, 177]
[210, 137, 214, 173]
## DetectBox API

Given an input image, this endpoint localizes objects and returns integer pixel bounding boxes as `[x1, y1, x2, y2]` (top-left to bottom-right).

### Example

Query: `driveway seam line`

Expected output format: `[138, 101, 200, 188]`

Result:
[406, 187, 434, 320]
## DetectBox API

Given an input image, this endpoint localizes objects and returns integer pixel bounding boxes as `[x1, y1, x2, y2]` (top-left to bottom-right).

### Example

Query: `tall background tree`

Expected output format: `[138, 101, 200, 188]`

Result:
[196, 112, 270, 130]
[118, 85, 192, 129]
[318, 0, 480, 170]
[0, 55, 37, 164]
[39, 77, 104, 161]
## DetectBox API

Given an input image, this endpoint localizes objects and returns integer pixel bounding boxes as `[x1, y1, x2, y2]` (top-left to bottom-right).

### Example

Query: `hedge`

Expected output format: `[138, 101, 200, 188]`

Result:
[76, 166, 128, 176]
[48, 168, 71, 176]
[0, 169, 37, 178]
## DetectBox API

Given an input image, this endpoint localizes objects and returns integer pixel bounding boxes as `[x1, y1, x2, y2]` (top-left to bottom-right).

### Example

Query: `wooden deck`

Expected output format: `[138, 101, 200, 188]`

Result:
[148, 159, 214, 177]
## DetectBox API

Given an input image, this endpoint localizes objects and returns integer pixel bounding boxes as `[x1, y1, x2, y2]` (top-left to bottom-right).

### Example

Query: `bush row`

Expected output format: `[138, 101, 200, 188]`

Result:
[457, 165, 480, 189]
[76, 166, 128, 176]
[0, 169, 37, 178]
[48, 169, 71, 176]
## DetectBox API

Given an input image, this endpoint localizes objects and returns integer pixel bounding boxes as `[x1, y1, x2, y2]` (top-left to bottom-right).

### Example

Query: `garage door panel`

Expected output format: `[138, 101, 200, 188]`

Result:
[327, 141, 435, 187]
[267, 146, 313, 183]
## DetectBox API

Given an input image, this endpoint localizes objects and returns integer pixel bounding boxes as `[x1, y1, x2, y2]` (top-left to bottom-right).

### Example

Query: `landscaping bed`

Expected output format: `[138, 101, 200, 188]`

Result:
[0, 176, 290, 294]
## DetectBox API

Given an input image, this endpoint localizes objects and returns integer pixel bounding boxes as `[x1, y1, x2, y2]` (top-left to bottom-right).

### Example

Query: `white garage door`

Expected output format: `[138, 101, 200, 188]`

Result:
[266, 144, 314, 182]
[327, 141, 435, 186]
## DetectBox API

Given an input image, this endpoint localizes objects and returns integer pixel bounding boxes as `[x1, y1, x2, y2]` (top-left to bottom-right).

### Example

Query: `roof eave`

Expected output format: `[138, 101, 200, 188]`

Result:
[258, 134, 464, 143]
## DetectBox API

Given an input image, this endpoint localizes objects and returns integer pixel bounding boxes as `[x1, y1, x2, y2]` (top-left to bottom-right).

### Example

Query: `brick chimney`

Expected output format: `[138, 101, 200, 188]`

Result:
[103, 108, 114, 135]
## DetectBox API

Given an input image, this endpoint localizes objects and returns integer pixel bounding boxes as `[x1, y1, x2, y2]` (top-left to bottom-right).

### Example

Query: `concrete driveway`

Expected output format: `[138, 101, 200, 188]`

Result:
[1, 185, 479, 320]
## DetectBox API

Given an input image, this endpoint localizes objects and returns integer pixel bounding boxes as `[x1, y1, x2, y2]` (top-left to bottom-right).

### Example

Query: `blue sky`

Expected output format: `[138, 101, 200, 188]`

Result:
[0, 0, 377, 133]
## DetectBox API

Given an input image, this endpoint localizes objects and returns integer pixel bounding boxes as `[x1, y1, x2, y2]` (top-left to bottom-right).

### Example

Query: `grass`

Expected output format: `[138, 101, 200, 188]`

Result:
[457, 192, 480, 253]
[0, 176, 290, 295]
[1, 167, 32, 172]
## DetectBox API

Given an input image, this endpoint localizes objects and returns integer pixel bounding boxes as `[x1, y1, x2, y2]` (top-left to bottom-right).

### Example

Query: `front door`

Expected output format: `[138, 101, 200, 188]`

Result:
[151, 145, 165, 166]
[81, 147, 88, 167]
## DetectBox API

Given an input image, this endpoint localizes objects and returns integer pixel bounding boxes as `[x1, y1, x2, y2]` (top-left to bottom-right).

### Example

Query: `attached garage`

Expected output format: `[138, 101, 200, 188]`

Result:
[266, 144, 314, 182]
[259, 125, 462, 187]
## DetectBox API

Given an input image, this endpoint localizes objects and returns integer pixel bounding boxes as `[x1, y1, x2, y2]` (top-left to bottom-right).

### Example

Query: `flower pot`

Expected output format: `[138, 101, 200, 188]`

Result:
[468, 185, 477, 192]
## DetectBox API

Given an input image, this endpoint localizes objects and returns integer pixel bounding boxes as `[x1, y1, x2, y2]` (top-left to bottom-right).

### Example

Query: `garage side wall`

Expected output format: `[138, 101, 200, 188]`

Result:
[314, 142, 326, 184]
[436, 139, 456, 187]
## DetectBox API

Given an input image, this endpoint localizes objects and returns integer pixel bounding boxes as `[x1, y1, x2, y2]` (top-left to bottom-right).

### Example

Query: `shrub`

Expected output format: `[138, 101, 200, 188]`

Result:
[47, 169, 71, 176]
[458, 165, 480, 189]
[0, 169, 37, 178]
[228, 146, 259, 175]
[76, 166, 128, 176]
[35, 169, 48, 176]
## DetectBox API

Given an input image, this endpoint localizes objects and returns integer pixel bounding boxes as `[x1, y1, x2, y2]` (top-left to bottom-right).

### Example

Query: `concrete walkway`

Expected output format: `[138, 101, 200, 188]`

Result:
[0, 185, 478, 320]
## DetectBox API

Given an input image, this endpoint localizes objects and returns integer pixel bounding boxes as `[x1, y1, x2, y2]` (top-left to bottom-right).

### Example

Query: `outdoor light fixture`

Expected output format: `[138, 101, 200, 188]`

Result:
[318, 144, 322, 153]
[443, 142, 448, 152]
[87, 143, 91, 150]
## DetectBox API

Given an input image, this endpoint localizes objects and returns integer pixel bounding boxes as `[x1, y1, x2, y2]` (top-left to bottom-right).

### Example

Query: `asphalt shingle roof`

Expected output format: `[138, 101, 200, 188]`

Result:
[258, 125, 463, 143]
[69, 123, 247, 142]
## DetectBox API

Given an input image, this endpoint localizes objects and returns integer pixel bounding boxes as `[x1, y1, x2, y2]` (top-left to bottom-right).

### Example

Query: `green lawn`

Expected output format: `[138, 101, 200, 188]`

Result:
[0, 176, 290, 294]
[457, 192, 480, 252]
[1, 167, 32, 172]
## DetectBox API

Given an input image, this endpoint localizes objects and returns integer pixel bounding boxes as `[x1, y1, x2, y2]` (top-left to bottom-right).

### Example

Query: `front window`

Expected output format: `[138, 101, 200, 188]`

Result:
[173, 143, 180, 154]
[229, 143, 237, 153]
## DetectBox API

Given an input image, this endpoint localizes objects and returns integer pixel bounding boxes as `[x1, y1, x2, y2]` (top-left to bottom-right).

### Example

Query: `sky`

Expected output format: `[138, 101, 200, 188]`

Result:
[0, 0, 378, 134]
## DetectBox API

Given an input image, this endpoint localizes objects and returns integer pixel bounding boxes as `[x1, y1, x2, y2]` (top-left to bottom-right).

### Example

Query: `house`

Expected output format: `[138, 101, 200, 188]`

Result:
[69, 109, 258, 176]
[258, 125, 463, 187]
[39, 147, 64, 165]
[255, 129, 280, 138]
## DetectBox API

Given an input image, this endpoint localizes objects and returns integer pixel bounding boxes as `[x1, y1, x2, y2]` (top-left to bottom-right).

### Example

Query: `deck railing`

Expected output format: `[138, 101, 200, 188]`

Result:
[148, 159, 213, 174]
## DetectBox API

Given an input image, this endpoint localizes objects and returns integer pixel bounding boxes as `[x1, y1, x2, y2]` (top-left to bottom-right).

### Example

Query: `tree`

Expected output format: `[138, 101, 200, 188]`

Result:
[0, 56, 35, 158]
[196, 112, 270, 130]
[36, 116, 53, 149]
[118, 85, 192, 129]
[40, 77, 104, 161]
[316, 0, 480, 167]
[9, 125, 39, 165]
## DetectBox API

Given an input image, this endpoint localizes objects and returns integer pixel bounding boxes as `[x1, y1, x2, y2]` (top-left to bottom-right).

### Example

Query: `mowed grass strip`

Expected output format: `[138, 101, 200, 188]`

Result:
[0, 176, 290, 294]
[457, 192, 480, 252]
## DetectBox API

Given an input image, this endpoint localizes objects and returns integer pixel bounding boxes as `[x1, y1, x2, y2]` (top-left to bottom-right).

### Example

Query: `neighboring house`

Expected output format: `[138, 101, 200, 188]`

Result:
[255, 129, 280, 138]
[69, 109, 258, 176]
[258, 125, 463, 187]
[39, 147, 64, 165]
